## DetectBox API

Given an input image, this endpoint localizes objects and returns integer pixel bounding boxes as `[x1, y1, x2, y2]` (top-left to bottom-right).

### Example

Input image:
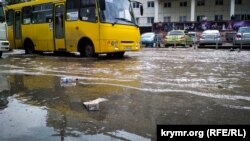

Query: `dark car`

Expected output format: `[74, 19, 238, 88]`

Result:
[140, 32, 161, 47]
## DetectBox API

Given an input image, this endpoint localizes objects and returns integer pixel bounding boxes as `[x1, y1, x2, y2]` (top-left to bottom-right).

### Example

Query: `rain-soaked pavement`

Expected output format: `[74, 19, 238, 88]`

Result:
[0, 48, 250, 141]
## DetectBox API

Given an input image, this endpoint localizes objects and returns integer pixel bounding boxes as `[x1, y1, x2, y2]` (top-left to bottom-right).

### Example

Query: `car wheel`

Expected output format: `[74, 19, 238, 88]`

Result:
[158, 42, 161, 47]
[199, 44, 204, 47]
[182, 44, 186, 47]
[0, 52, 2, 58]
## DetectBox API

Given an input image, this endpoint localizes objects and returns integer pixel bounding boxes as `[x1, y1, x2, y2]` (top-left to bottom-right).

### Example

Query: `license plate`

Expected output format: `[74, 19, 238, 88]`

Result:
[124, 46, 132, 50]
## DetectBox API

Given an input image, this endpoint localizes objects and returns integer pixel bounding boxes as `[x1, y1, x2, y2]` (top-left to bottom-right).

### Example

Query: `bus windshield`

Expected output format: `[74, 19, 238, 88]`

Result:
[0, 5, 5, 22]
[100, 0, 136, 26]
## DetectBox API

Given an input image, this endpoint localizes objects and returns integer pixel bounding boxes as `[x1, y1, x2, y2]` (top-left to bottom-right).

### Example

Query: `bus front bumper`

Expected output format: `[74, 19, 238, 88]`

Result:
[102, 40, 140, 53]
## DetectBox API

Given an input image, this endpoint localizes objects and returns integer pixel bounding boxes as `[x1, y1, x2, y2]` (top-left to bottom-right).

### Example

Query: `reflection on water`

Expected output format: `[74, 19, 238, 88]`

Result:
[0, 49, 250, 140]
[0, 98, 52, 141]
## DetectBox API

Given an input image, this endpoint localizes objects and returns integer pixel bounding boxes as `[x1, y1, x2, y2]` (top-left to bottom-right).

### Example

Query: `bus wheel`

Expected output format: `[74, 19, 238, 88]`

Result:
[84, 44, 95, 57]
[25, 40, 34, 54]
[0, 52, 2, 58]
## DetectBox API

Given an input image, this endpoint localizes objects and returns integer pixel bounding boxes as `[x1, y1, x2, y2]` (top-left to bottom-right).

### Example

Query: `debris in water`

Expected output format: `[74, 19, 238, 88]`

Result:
[0, 96, 8, 109]
[83, 98, 108, 111]
[230, 48, 240, 52]
[218, 85, 224, 89]
[60, 77, 78, 87]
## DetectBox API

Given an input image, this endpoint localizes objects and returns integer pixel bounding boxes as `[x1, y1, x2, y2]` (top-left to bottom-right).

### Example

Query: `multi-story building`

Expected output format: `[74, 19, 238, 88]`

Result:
[133, 0, 250, 28]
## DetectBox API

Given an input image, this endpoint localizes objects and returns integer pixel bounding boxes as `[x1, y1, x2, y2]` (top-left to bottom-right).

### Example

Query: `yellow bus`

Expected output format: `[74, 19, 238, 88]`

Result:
[6, 0, 143, 57]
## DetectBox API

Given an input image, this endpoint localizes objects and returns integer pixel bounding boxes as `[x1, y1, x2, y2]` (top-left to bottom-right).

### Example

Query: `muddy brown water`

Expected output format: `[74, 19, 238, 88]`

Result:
[0, 48, 250, 141]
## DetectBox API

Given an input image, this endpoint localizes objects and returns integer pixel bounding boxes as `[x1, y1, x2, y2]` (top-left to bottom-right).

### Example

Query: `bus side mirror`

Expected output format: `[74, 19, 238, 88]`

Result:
[100, 0, 106, 11]
[140, 4, 143, 16]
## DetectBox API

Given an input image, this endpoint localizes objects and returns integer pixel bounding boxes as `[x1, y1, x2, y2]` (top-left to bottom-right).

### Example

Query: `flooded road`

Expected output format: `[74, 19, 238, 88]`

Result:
[0, 48, 250, 141]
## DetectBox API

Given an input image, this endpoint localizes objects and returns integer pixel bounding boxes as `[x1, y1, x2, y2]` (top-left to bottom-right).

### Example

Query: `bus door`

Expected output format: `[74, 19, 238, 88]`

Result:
[14, 11, 22, 49]
[54, 4, 65, 51]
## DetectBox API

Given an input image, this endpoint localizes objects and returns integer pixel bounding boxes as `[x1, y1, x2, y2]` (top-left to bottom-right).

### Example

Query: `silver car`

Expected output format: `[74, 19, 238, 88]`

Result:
[199, 30, 222, 46]
[233, 27, 250, 45]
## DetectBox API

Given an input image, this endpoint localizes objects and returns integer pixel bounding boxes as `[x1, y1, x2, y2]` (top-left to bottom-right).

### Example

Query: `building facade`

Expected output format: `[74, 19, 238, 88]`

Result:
[133, 0, 250, 27]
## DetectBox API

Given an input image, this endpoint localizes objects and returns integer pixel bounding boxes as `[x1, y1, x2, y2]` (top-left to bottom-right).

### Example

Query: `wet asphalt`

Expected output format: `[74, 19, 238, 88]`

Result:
[0, 47, 250, 141]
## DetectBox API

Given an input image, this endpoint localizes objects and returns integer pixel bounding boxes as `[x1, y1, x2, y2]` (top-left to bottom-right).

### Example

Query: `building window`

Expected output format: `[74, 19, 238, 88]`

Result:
[197, 0, 205, 6]
[235, 0, 242, 5]
[234, 14, 241, 20]
[246, 15, 250, 20]
[133, 2, 140, 8]
[197, 15, 205, 22]
[164, 2, 171, 8]
[215, 0, 223, 5]
[235, 14, 250, 20]
[215, 15, 223, 21]
[147, 1, 154, 8]
[179, 16, 186, 22]
[180, 1, 187, 7]
[136, 17, 140, 24]
[164, 16, 171, 22]
[147, 17, 154, 24]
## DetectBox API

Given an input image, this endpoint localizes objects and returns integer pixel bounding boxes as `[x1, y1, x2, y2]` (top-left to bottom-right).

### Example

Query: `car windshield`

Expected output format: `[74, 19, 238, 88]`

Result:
[99, 0, 136, 26]
[0, 5, 5, 22]
[168, 31, 184, 35]
[203, 33, 218, 35]
[238, 28, 250, 33]
[203, 30, 219, 34]
[141, 33, 154, 38]
[187, 34, 195, 37]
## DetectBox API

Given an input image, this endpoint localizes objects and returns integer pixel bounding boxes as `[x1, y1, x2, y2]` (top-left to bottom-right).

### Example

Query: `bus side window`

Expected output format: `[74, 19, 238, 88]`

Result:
[80, 0, 96, 22]
[6, 10, 14, 26]
[66, 0, 80, 21]
[32, 3, 53, 24]
[22, 6, 32, 24]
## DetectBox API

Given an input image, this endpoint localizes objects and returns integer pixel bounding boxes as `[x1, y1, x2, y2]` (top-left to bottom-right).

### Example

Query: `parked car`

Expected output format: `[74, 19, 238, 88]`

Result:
[0, 37, 9, 58]
[0, 43, 9, 58]
[233, 27, 250, 45]
[199, 30, 222, 46]
[164, 30, 193, 47]
[140, 32, 161, 47]
[186, 32, 198, 45]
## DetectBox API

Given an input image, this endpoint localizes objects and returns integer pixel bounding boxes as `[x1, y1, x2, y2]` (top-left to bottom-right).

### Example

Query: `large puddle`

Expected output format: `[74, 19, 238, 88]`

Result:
[1, 48, 250, 140]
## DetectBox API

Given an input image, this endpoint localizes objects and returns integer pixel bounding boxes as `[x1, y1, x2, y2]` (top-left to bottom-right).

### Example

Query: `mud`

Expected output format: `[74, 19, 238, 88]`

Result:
[0, 48, 250, 141]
